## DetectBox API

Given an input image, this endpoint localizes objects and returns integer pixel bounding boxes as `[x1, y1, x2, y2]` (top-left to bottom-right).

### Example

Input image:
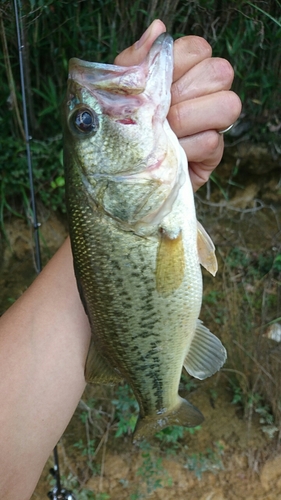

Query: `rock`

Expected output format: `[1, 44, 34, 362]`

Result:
[154, 488, 176, 499]
[260, 454, 281, 491]
[232, 453, 248, 470]
[162, 458, 195, 489]
[265, 323, 281, 342]
[229, 184, 259, 209]
[103, 454, 130, 481]
[40, 212, 68, 253]
[224, 141, 280, 175]
[86, 455, 130, 497]
[199, 490, 226, 500]
[2, 213, 67, 267]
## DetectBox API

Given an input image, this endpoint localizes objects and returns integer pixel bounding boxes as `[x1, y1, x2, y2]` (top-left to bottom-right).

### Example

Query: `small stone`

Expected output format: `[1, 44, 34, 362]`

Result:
[104, 454, 130, 480]
[199, 490, 226, 500]
[260, 454, 281, 491]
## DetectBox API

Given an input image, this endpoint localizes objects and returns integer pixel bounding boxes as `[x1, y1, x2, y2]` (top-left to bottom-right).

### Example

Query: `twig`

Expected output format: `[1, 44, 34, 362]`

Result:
[99, 406, 114, 493]
[196, 196, 265, 213]
[232, 339, 276, 384]
[221, 368, 250, 391]
[0, 11, 25, 139]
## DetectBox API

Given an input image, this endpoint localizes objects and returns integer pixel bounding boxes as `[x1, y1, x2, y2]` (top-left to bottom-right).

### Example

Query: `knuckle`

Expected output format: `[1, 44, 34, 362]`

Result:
[174, 35, 212, 59]
[189, 36, 212, 58]
[210, 58, 235, 87]
[205, 131, 220, 154]
[168, 104, 183, 135]
[171, 80, 181, 104]
[227, 91, 243, 120]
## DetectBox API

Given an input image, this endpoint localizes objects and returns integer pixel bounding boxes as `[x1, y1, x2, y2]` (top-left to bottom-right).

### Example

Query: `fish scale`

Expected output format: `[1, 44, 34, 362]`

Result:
[64, 33, 227, 440]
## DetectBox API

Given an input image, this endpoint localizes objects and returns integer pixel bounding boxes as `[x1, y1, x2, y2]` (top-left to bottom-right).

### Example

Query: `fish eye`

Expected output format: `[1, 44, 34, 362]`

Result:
[72, 108, 99, 134]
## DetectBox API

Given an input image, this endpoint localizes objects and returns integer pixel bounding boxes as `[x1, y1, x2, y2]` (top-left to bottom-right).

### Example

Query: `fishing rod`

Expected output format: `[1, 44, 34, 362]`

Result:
[13, 1, 76, 499]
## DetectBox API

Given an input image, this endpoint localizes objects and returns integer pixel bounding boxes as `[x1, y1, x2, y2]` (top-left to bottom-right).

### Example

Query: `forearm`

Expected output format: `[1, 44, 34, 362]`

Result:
[0, 237, 91, 500]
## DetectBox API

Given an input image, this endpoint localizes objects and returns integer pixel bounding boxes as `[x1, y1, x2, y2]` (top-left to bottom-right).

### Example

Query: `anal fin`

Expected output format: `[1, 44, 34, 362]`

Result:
[85, 340, 123, 385]
[183, 320, 227, 380]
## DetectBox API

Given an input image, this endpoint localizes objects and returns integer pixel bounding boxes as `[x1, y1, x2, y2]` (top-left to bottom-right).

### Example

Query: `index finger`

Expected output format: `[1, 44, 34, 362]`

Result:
[115, 21, 212, 84]
[173, 36, 212, 81]
[114, 19, 166, 66]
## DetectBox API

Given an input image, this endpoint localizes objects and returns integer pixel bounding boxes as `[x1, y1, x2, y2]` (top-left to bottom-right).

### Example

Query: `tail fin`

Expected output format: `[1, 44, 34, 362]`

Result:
[133, 396, 204, 443]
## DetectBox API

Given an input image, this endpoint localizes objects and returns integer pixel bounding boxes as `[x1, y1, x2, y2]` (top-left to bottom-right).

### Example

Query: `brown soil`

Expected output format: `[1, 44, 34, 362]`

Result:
[30, 380, 281, 500]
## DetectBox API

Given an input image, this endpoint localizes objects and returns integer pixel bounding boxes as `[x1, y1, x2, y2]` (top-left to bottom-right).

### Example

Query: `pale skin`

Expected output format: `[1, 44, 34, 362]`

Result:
[0, 20, 241, 500]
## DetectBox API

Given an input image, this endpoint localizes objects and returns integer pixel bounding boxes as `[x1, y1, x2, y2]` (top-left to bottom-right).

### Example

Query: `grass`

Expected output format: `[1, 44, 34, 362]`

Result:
[198, 191, 281, 434]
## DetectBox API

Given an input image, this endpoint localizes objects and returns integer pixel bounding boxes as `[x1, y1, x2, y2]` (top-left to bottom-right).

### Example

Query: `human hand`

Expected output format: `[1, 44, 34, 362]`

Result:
[115, 19, 242, 192]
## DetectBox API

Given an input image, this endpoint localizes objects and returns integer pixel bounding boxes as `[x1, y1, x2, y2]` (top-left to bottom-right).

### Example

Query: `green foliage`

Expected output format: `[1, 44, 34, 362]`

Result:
[230, 381, 244, 406]
[273, 253, 281, 272]
[130, 441, 172, 499]
[155, 426, 185, 449]
[184, 442, 225, 479]
[112, 383, 139, 437]
[255, 403, 279, 439]
[0, 134, 65, 222]
[230, 384, 279, 439]
[180, 372, 198, 392]
[227, 247, 249, 268]
[73, 437, 96, 458]
[155, 424, 201, 450]
[212, 234, 281, 432]
[226, 246, 278, 280]
[204, 290, 222, 305]
[1, 0, 280, 220]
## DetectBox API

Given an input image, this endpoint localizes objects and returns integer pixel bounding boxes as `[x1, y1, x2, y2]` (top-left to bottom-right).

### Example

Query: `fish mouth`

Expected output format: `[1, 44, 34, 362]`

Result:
[66, 33, 174, 137]
[68, 33, 174, 109]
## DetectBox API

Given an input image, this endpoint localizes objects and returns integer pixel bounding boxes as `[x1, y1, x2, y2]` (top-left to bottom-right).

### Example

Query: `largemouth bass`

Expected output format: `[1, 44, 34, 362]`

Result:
[63, 33, 227, 441]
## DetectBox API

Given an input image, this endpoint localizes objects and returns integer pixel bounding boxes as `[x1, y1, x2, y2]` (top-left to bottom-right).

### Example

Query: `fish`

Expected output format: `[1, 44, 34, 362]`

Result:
[63, 33, 227, 441]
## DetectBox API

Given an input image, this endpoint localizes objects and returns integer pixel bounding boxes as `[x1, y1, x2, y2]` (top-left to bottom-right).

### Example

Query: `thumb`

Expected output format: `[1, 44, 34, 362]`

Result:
[114, 19, 166, 67]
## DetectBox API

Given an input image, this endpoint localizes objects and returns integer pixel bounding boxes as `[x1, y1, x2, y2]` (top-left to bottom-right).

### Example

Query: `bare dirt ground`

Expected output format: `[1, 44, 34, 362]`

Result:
[31, 379, 281, 500]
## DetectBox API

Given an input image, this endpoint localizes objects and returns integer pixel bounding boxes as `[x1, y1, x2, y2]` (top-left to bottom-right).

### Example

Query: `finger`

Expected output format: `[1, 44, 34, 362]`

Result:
[168, 90, 242, 138]
[172, 57, 234, 105]
[173, 36, 212, 81]
[179, 131, 224, 191]
[115, 25, 213, 84]
[189, 159, 221, 192]
[114, 19, 166, 66]
[179, 130, 224, 166]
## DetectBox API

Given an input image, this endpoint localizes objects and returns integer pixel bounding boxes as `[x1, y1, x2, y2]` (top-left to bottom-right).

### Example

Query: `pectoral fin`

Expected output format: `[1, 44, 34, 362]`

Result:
[85, 340, 122, 384]
[183, 320, 227, 380]
[156, 230, 185, 295]
[197, 220, 218, 276]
